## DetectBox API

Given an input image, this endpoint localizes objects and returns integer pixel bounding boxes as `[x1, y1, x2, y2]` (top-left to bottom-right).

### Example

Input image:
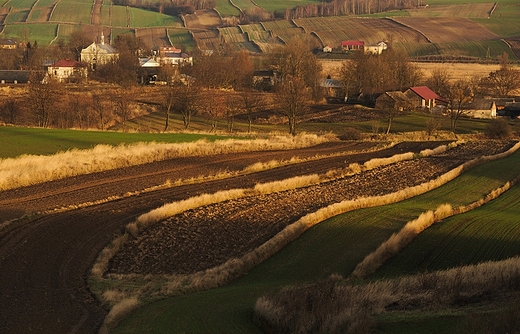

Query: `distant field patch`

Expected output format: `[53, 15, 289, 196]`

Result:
[27, 7, 52, 22]
[392, 17, 498, 43]
[406, 3, 494, 18]
[2, 23, 56, 44]
[128, 7, 181, 27]
[4, 9, 29, 23]
[167, 29, 196, 51]
[51, 0, 91, 24]
[214, 0, 240, 16]
[4, 0, 35, 8]
[109, 5, 129, 27]
[294, 16, 429, 49]
[254, 0, 317, 12]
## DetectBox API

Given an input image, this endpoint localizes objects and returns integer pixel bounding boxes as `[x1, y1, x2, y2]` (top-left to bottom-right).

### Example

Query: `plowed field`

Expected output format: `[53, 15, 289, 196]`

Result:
[0, 140, 513, 334]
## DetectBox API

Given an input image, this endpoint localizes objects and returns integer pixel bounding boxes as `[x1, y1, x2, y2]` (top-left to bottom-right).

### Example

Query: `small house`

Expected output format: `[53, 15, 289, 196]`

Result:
[253, 70, 280, 91]
[405, 86, 441, 110]
[156, 46, 193, 66]
[47, 59, 87, 82]
[319, 78, 345, 98]
[465, 99, 497, 119]
[0, 39, 19, 49]
[364, 41, 387, 55]
[375, 91, 412, 111]
[323, 45, 333, 53]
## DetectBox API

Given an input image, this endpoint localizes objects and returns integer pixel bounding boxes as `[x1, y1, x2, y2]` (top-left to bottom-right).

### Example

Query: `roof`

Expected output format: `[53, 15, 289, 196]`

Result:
[467, 99, 495, 110]
[385, 91, 410, 104]
[0, 39, 17, 45]
[50, 59, 85, 67]
[341, 40, 364, 46]
[408, 86, 440, 100]
[319, 78, 344, 88]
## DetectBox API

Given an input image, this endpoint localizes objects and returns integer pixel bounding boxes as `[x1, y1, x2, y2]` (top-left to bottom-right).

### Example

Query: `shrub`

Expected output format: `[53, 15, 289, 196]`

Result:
[338, 127, 363, 141]
[484, 118, 512, 139]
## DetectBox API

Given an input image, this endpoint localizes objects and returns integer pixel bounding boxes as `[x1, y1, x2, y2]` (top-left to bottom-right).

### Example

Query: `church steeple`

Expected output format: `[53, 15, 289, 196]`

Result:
[100, 31, 105, 45]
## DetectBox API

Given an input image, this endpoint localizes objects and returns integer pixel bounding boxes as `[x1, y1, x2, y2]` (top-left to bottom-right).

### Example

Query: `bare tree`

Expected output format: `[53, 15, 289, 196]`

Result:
[482, 53, 520, 97]
[426, 68, 451, 98]
[28, 72, 62, 128]
[240, 90, 265, 133]
[0, 98, 19, 124]
[445, 79, 474, 133]
[171, 76, 199, 130]
[275, 75, 310, 136]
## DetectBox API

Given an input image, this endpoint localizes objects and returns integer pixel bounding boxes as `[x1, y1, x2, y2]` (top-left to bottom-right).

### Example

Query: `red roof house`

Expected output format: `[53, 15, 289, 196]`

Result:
[47, 59, 87, 82]
[341, 40, 364, 51]
[404, 86, 441, 109]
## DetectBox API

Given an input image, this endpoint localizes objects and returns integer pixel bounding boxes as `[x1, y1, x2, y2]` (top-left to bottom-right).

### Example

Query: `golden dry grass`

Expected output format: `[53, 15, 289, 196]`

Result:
[0, 133, 333, 191]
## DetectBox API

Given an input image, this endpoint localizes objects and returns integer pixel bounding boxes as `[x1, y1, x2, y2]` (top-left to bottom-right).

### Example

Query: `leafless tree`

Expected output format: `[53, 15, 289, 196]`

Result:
[28, 72, 62, 128]
[240, 91, 265, 133]
[171, 76, 200, 130]
[0, 98, 19, 124]
[275, 75, 310, 136]
[445, 79, 474, 133]
[482, 53, 520, 97]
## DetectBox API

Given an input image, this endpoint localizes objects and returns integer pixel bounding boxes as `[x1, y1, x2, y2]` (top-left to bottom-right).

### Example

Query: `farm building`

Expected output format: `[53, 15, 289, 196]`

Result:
[405, 86, 441, 110]
[0, 70, 29, 84]
[323, 45, 333, 53]
[364, 41, 387, 55]
[319, 78, 345, 98]
[253, 70, 280, 90]
[80, 32, 119, 69]
[47, 59, 87, 83]
[341, 40, 364, 51]
[465, 99, 497, 119]
[156, 46, 193, 66]
[375, 91, 412, 111]
[0, 39, 19, 49]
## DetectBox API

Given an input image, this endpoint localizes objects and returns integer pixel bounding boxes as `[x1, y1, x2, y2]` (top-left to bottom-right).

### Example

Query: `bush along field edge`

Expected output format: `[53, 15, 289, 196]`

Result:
[91, 140, 520, 329]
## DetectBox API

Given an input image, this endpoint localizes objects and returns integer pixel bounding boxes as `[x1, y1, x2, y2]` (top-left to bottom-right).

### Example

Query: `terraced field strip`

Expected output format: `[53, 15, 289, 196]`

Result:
[108, 4, 127, 27]
[377, 162, 520, 277]
[214, 0, 240, 16]
[2, 22, 56, 44]
[4, 0, 35, 8]
[51, 0, 91, 24]
[229, 0, 256, 11]
[436, 40, 514, 59]
[128, 6, 181, 27]
[260, 20, 304, 43]
[406, 3, 494, 18]
[4, 8, 28, 22]
[253, 0, 316, 12]
[113, 145, 520, 334]
[393, 17, 498, 43]
[167, 28, 196, 51]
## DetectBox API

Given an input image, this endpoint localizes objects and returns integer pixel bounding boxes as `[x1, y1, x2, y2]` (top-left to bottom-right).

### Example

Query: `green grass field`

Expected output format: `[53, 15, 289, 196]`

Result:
[112, 143, 520, 334]
[0, 127, 227, 159]
[1, 23, 57, 44]
[128, 7, 181, 27]
[51, 0, 92, 24]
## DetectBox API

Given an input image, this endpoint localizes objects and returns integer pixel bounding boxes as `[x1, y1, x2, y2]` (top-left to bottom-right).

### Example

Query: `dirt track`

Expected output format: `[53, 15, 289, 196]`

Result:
[0, 140, 510, 334]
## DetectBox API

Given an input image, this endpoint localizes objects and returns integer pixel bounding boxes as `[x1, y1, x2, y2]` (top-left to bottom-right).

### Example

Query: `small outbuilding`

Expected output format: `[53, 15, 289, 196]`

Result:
[47, 59, 87, 82]
[405, 86, 441, 110]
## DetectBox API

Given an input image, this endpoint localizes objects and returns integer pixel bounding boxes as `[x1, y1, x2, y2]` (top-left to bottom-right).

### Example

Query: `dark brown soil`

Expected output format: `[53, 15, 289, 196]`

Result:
[0, 139, 513, 334]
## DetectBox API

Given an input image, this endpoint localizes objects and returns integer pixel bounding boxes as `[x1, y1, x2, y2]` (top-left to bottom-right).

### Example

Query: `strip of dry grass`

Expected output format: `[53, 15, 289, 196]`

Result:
[0, 133, 334, 191]
[254, 255, 520, 334]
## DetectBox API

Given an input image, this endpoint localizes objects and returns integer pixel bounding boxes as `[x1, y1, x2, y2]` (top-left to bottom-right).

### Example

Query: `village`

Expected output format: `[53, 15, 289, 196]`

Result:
[0, 32, 519, 133]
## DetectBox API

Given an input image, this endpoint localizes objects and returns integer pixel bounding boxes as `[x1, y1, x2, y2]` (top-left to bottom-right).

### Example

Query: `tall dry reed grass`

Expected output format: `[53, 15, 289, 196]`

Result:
[0, 133, 334, 191]
[254, 256, 520, 333]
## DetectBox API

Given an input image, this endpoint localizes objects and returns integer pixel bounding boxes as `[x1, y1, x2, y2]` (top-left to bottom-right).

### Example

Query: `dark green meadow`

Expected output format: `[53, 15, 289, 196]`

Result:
[113, 141, 520, 333]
